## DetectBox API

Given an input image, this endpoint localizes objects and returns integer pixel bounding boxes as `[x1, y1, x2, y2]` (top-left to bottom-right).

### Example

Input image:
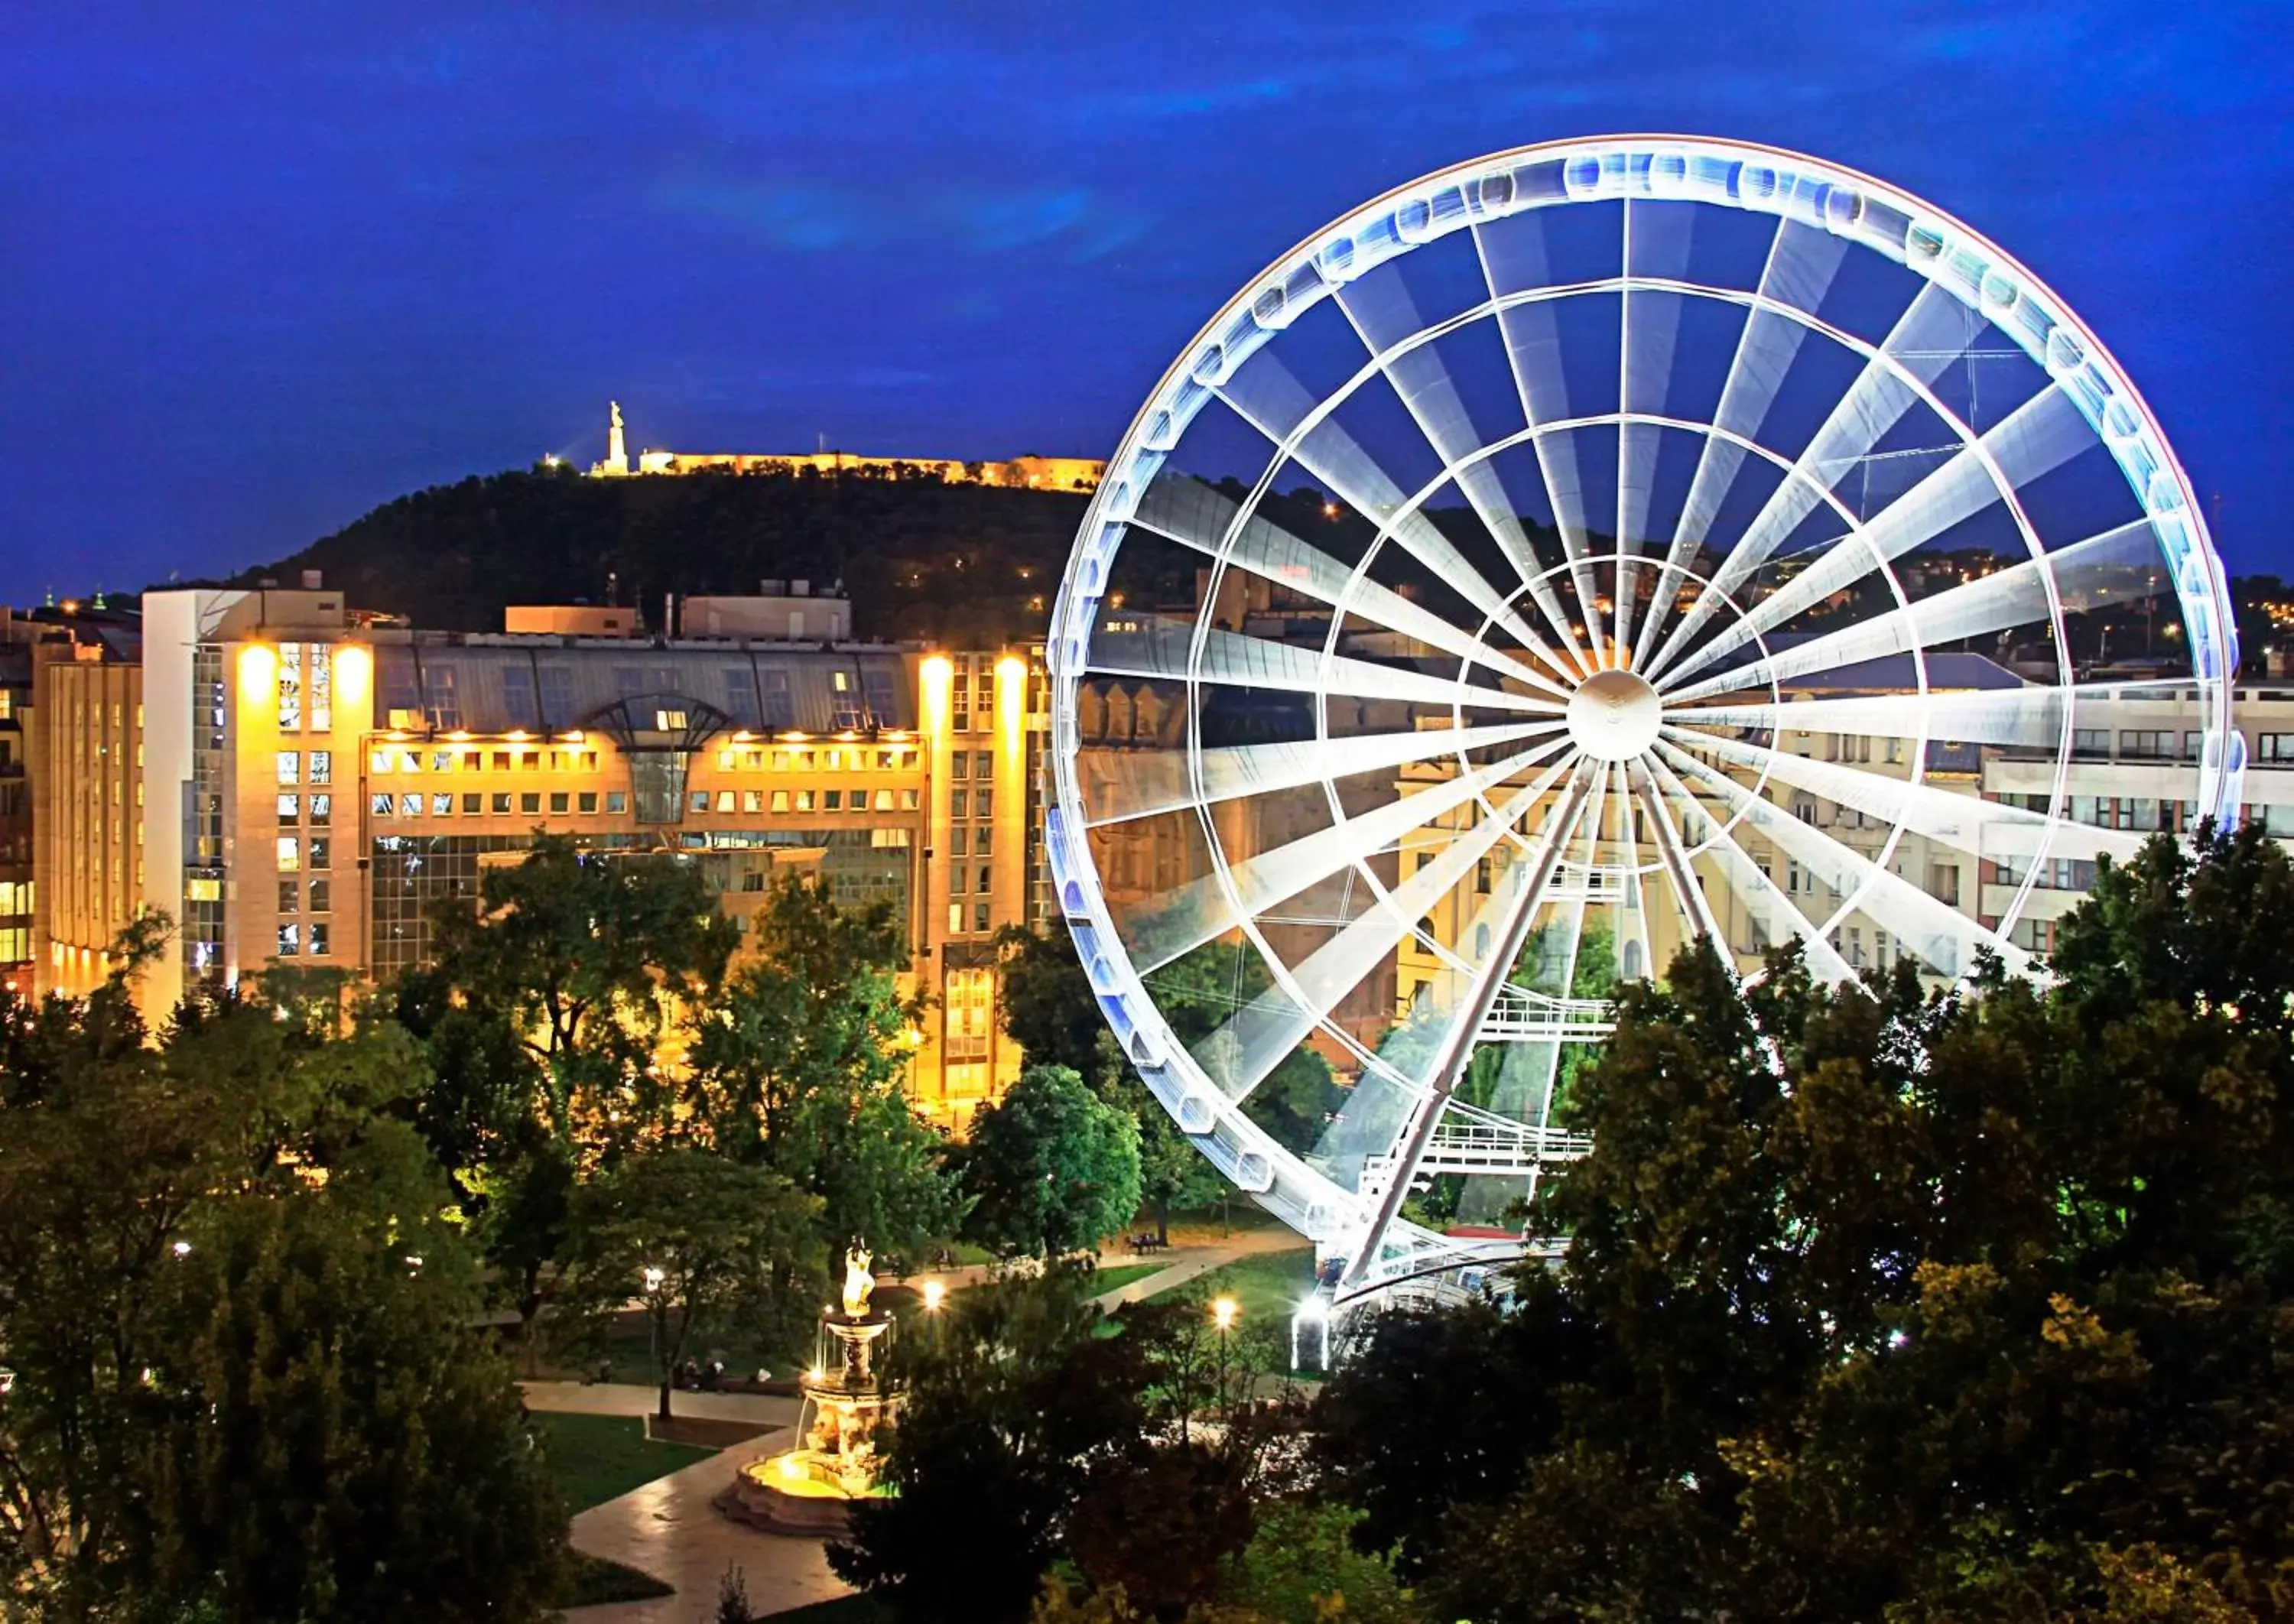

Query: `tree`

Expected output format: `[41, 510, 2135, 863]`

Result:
[424, 835, 739, 1150]
[833, 1268, 1297, 1624]
[1319, 826, 2294, 1622]
[686, 874, 962, 1262]
[995, 927, 1258, 1242]
[962, 1066, 1141, 1259]
[561, 1149, 817, 1421]
[0, 938, 567, 1620]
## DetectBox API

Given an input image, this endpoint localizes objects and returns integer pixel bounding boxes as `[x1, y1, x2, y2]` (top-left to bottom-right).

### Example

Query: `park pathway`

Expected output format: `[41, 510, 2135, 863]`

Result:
[1086, 1224, 1311, 1312]
[525, 1384, 848, 1622]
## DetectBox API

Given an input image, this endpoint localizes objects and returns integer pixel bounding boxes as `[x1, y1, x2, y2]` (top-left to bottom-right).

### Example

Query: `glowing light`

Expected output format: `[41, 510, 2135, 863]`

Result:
[507, 729, 531, 742]
[921, 655, 954, 737]
[1213, 1297, 1238, 1332]
[559, 730, 585, 742]
[777, 1453, 804, 1482]
[922, 1281, 946, 1313]
[642, 1265, 665, 1294]
[335, 644, 372, 710]
[171, 1240, 192, 1259]
[447, 729, 470, 742]
[807, 1366, 825, 1383]
[238, 644, 276, 699]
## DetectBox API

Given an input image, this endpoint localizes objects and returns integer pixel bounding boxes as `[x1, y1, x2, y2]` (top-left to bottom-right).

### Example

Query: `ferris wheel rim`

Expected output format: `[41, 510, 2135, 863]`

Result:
[1041, 132, 2241, 1272]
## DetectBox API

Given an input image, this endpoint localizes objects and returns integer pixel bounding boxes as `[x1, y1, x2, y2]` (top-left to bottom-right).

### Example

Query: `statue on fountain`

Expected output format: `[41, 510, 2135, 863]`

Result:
[840, 1242, 874, 1317]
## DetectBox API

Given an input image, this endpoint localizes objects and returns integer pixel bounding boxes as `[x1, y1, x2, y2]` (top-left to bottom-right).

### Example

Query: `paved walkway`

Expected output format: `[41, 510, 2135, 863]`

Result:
[559, 1427, 850, 1622]
[524, 1381, 798, 1427]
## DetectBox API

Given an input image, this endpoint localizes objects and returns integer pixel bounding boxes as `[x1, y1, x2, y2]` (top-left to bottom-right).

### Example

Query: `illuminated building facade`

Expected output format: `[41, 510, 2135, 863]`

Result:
[587, 401, 1103, 492]
[32, 585, 1046, 1127]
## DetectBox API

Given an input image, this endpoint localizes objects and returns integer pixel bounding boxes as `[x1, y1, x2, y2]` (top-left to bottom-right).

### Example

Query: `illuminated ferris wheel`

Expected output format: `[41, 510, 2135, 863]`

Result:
[1043, 135, 2239, 1321]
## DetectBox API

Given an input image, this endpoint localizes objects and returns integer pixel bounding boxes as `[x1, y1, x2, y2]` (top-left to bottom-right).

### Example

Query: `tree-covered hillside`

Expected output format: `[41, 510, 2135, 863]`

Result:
[236, 463, 1094, 644]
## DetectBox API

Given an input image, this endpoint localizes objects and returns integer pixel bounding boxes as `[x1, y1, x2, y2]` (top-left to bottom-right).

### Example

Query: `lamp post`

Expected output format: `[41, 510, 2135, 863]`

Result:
[1212, 1296, 1239, 1414]
[643, 1265, 668, 1422]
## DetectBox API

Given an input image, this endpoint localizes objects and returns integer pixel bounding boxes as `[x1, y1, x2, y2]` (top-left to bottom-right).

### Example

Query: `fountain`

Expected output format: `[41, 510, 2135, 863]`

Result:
[721, 1243, 905, 1536]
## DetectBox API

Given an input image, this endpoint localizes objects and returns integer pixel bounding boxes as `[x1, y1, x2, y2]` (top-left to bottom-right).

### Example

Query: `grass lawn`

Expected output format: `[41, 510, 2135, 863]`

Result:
[1084, 1262, 1166, 1295]
[1145, 1247, 1320, 1335]
[526, 1307, 807, 1387]
[533, 1411, 716, 1514]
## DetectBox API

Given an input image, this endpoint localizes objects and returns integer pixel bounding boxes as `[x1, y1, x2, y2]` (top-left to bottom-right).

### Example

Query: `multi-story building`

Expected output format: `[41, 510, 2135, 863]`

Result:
[0, 634, 31, 995]
[31, 583, 1045, 1127]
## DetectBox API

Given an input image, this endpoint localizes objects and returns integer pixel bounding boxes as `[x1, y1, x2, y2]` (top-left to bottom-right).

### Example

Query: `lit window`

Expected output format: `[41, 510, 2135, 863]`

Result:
[277, 752, 301, 785]
[796, 790, 815, 812]
[276, 837, 301, 872]
[309, 923, 330, 957]
[370, 748, 393, 775]
[771, 791, 791, 813]
[398, 794, 421, 817]
[743, 790, 762, 813]
[606, 791, 627, 814]
[433, 793, 453, 817]
[715, 790, 735, 812]
[308, 838, 330, 870]
[277, 923, 300, 957]
[309, 794, 331, 826]
[309, 751, 331, 784]
[278, 794, 300, 822]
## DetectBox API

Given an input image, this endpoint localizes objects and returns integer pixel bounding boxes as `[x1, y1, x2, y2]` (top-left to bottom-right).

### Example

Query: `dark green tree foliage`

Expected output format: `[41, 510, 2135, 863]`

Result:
[1318, 825, 2294, 1622]
[994, 926, 1223, 1242]
[962, 1065, 1142, 1258]
[686, 874, 962, 1259]
[561, 1149, 817, 1421]
[0, 950, 566, 1620]
[833, 1268, 1284, 1624]
[423, 834, 739, 1151]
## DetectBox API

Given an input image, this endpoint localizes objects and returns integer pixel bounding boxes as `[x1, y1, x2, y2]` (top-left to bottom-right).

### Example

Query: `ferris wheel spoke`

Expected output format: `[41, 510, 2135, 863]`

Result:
[1646, 283, 1993, 683]
[1630, 762, 1727, 957]
[1659, 723, 2144, 867]
[1660, 385, 2092, 691]
[1128, 475, 1565, 694]
[1655, 739, 2030, 981]
[1470, 222, 1609, 658]
[1340, 765, 1598, 1285]
[1645, 754, 1857, 981]
[1084, 717, 1557, 829]
[1210, 359, 1566, 661]
[1123, 737, 1575, 973]
[1662, 516, 2172, 705]
[1087, 613, 1567, 714]
[1332, 280, 1570, 622]
[1190, 761, 1575, 1106]
[1682, 676, 2201, 751]
[1633, 220, 1834, 670]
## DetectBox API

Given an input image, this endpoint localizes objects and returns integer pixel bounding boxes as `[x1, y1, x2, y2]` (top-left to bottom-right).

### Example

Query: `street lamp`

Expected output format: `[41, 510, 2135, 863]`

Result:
[921, 1280, 946, 1313]
[1212, 1296, 1239, 1412]
[643, 1265, 668, 1421]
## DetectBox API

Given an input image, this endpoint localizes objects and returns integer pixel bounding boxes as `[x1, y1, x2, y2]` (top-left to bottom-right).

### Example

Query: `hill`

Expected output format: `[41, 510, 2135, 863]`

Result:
[236, 464, 1096, 645]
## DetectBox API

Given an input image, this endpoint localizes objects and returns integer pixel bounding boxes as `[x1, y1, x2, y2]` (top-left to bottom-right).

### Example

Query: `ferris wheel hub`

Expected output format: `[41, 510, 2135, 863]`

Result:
[1566, 669, 1662, 762]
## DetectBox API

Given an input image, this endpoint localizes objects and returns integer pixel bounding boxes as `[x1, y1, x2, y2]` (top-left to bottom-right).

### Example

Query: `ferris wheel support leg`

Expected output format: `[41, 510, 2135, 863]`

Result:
[1339, 764, 1597, 1291]
[1630, 765, 1728, 954]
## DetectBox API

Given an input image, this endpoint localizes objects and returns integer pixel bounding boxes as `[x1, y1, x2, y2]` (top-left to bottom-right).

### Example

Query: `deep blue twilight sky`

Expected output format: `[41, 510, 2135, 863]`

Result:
[3, 2, 2288, 593]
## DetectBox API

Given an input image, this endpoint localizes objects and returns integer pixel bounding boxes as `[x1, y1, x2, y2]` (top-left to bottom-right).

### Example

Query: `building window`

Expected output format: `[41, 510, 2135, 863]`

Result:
[278, 881, 299, 914]
[551, 792, 571, 814]
[973, 902, 991, 933]
[277, 923, 300, 957]
[902, 789, 919, 810]
[522, 794, 541, 814]
[309, 644, 332, 731]
[950, 790, 968, 819]
[2257, 734, 2294, 763]
[433, 792, 454, 817]
[309, 838, 330, 870]
[973, 751, 993, 778]
[424, 664, 461, 729]
[309, 879, 331, 914]
[714, 790, 733, 812]
[277, 837, 301, 872]
[580, 791, 599, 813]
[277, 751, 301, 785]
[492, 794, 512, 814]
[951, 827, 967, 858]
[976, 864, 993, 894]
[309, 923, 330, 957]
[278, 642, 302, 730]
[398, 794, 422, 817]
[278, 793, 300, 822]
[502, 664, 537, 729]
[538, 664, 575, 729]
[310, 793, 331, 826]
[947, 901, 964, 935]
[310, 751, 331, 784]
[797, 790, 815, 812]
[950, 754, 969, 780]
[607, 791, 628, 814]
[975, 789, 993, 817]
